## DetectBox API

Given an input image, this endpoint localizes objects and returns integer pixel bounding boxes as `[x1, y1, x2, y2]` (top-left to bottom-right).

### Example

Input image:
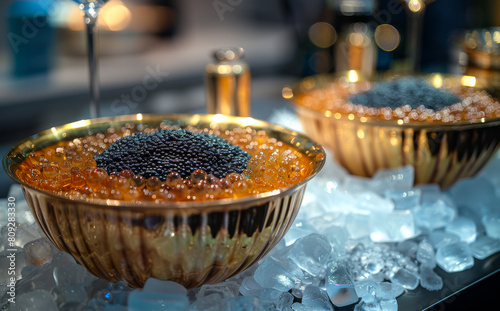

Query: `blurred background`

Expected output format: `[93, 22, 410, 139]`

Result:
[0, 0, 499, 194]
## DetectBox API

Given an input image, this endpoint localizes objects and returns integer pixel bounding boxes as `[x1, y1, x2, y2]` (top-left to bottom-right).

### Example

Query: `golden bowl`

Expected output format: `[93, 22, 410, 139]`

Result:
[2, 114, 325, 288]
[285, 72, 500, 188]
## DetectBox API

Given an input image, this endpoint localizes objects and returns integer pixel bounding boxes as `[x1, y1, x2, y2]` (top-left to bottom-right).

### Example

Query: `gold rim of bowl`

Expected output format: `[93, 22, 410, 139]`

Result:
[3, 113, 326, 212]
[284, 71, 500, 129]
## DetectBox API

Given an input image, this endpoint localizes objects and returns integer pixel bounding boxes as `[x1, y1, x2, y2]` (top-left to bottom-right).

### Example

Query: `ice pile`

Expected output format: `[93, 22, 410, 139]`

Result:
[1, 147, 500, 310]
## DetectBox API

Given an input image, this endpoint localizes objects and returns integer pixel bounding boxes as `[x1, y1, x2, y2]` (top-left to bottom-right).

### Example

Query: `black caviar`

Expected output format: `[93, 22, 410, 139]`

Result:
[349, 77, 462, 111]
[94, 129, 251, 180]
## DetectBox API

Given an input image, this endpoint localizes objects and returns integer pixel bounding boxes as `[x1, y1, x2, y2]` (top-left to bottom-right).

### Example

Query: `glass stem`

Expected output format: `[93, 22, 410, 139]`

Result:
[407, 9, 424, 72]
[86, 17, 100, 118]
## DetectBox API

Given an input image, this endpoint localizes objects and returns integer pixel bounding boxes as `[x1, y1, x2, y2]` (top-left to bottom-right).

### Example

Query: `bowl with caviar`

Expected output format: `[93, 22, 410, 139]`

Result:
[285, 72, 500, 188]
[3, 114, 325, 288]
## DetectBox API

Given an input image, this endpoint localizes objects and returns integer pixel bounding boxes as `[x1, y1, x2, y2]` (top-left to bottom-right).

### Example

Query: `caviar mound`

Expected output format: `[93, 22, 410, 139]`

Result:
[348, 77, 462, 111]
[94, 129, 251, 180]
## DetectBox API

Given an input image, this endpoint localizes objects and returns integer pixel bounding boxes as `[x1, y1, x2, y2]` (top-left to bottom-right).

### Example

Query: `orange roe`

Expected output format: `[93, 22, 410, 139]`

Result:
[15, 123, 314, 203]
[295, 78, 500, 123]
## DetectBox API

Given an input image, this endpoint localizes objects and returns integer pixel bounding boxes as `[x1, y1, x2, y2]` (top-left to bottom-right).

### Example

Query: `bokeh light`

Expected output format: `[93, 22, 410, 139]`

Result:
[308, 22, 337, 48]
[374, 24, 400, 51]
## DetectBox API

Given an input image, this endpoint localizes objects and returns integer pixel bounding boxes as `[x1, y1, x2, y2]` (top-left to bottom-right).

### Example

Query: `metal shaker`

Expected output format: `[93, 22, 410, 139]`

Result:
[205, 47, 251, 117]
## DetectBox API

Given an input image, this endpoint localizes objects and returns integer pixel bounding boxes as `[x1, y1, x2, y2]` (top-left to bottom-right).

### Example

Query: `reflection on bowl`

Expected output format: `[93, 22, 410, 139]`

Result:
[3, 114, 325, 288]
[286, 72, 500, 188]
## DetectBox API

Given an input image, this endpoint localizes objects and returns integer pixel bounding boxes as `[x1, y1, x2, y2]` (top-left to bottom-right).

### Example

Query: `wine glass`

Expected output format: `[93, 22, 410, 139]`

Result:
[399, 0, 436, 72]
[73, 0, 108, 118]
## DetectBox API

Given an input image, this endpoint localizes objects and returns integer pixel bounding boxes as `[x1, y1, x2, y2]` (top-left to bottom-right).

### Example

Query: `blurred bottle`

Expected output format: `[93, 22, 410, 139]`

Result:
[332, 0, 378, 76]
[7, 0, 55, 78]
[205, 47, 251, 117]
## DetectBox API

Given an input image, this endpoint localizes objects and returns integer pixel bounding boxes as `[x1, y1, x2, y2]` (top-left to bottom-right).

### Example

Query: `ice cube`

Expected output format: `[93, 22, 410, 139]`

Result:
[301, 285, 333, 311]
[253, 259, 297, 292]
[325, 261, 359, 307]
[24, 237, 55, 267]
[415, 184, 442, 203]
[370, 210, 417, 242]
[224, 296, 259, 311]
[52, 284, 87, 306]
[372, 165, 415, 191]
[379, 299, 398, 311]
[299, 191, 327, 220]
[384, 188, 421, 210]
[414, 195, 456, 230]
[436, 242, 474, 273]
[276, 291, 294, 310]
[342, 175, 376, 194]
[239, 276, 262, 297]
[354, 300, 382, 311]
[142, 278, 187, 296]
[190, 293, 223, 311]
[449, 177, 496, 209]
[470, 235, 500, 260]
[196, 280, 240, 303]
[288, 233, 332, 276]
[419, 266, 443, 291]
[53, 254, 89, 288]
[258, 287, 282, 303]
[15, 262, 57, 294]
[284, 226, 314, 247]
[445, 217, 477, 243]
[389, 268, 419, 290]
[128, 291, 189, 311]
[11, 289, 58, 311]
[378, 282, 405, 299]
[427, 231, 461, 249]
[396, 240, 418, 259]
[416, 240, 436, 268]
[353, 281, 378, 303]
[482, 211, 500, 239]
[346, 212, 371, 240]
[291, 302, 317, 311]
[354, 192, 394, 214]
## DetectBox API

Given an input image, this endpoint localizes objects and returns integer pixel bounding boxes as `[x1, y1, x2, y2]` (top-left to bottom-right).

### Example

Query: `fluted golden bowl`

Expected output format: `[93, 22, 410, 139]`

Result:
[3, 114, 325, 288]
[285, 72, 500, 188]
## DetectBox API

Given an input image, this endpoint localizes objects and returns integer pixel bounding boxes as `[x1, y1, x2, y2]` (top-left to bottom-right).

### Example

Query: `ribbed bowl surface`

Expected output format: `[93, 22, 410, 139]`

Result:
[3, 114, 325, 288]
[288, 73, 500, 188]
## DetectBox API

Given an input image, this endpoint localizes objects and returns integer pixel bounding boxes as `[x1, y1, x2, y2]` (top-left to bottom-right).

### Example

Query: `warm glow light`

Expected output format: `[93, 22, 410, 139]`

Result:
[217, 65, 231, 74]
[357, 129, 365, 139]
[347, 70, 359, 83]
[431, 74, 443, 88]
[282, 87, 293, 99]
[408, 0, 424, 13]
[212, 114, 226, 123]
[374, 24, 400, 52]
[68, 120, 91, 129]
[232, 65, 242, 74]
[397, 119, 404, 125]
[349, 32, 365, 47]
[308, 22, 337, 48]
[99, 0, 132, 31]
[136, 113, 143, 121]
[348, 114, 355, 120]
[461, 75, 476, 87]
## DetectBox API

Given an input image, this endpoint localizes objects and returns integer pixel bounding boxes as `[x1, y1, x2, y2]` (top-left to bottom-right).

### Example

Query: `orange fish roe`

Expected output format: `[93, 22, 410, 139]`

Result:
[14, 123, 314, 203]
[296, 77, 500, 123]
